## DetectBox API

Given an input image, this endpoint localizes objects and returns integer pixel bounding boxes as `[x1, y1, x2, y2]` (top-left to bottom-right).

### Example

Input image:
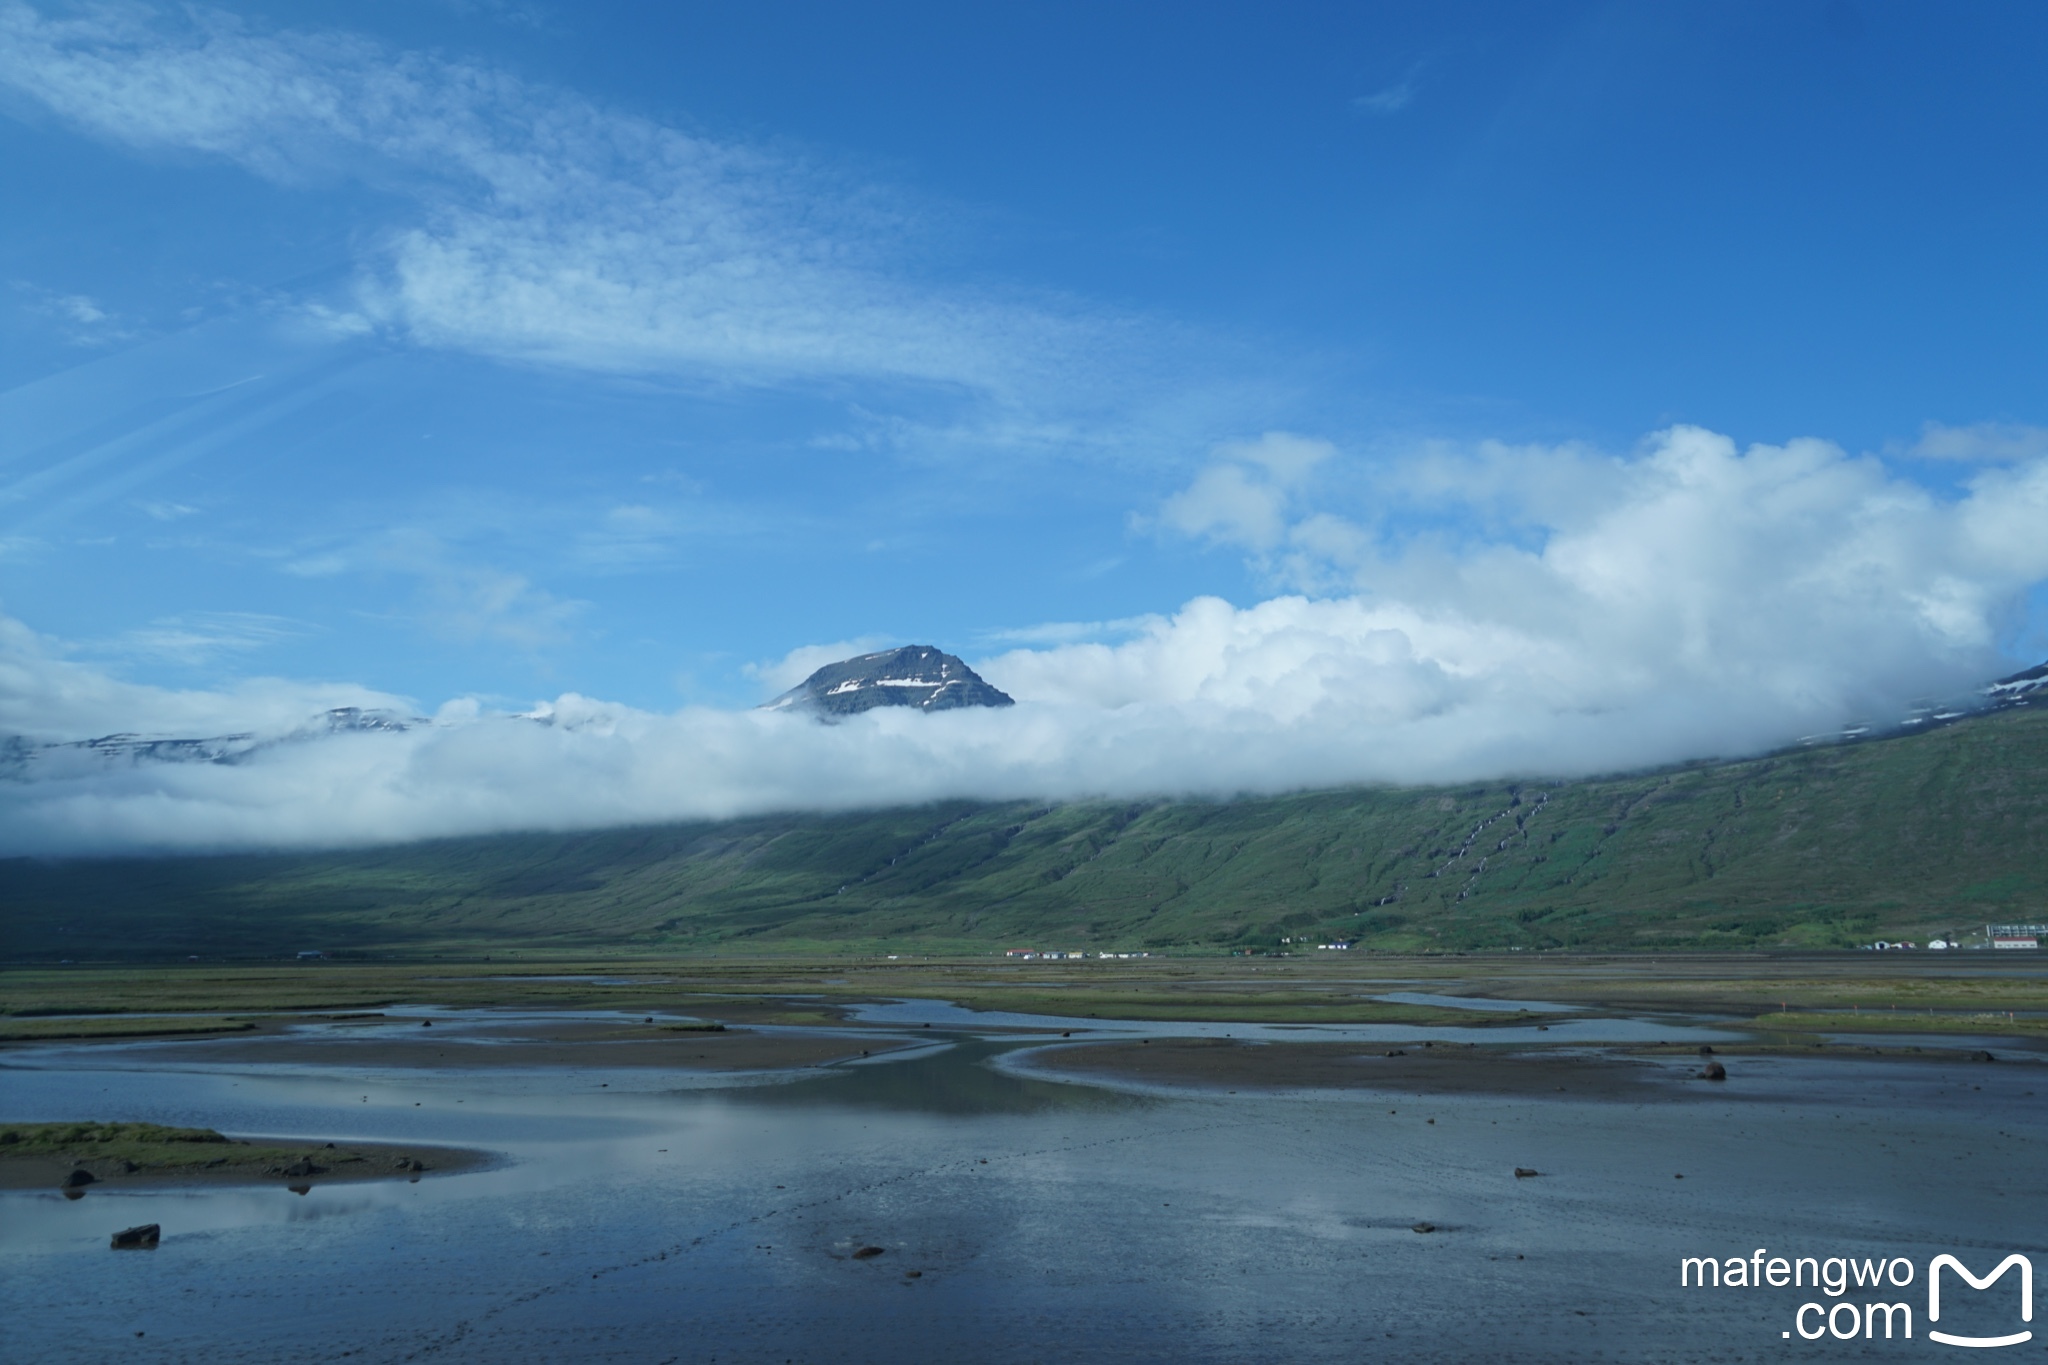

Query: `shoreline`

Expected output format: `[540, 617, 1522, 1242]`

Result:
[0, 1134, 494, 1192]
[0, 1014, 921, 1073]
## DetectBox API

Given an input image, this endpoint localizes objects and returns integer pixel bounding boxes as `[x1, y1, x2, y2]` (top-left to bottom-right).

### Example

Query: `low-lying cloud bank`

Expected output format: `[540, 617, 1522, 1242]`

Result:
[4, 427, 2045, 856]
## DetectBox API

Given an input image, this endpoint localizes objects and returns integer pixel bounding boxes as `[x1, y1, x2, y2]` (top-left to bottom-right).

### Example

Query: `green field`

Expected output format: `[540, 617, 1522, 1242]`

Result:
[3, 706, 2045, 959]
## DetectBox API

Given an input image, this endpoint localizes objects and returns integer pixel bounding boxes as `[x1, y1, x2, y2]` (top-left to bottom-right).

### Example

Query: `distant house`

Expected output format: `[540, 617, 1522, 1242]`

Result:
[1990, 923, 2044, 950]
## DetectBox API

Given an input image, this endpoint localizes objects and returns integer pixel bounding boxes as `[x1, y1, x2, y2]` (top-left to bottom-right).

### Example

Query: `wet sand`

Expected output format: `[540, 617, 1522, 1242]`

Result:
[1022, 1035, 2037, 1098]
[1027, 1037, 1685, 1097]
[0, 1138, 489, 1191]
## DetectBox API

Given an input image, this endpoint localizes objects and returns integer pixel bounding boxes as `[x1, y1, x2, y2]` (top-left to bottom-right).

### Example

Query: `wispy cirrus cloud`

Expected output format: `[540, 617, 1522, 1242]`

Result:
[282, 528, 586, 651]
[11, 281, 136, 344]
[84, 611, 303, 667]
[0, 1, 1148, 410]
[1352, 63, 1424, 115]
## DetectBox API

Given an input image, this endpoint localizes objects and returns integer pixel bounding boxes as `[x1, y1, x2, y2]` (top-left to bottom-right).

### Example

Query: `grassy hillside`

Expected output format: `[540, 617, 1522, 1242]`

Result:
[4, 707, 2045, 959]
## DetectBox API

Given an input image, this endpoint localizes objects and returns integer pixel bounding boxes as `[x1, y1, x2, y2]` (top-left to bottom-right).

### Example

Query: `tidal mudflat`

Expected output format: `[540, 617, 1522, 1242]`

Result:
[2, 997, 2043, 1363]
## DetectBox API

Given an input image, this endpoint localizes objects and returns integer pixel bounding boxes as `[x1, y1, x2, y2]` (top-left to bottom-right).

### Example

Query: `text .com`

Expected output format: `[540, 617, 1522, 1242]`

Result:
[1681, 1251, 2033, 1347]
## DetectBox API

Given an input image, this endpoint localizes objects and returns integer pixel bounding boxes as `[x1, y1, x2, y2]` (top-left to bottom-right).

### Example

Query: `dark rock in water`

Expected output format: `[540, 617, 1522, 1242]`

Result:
[762, 646, 1013, 718]
[1514, 1168, 1540, 1179]
[280, 1157, 327, 1178]
[287, 1184, 310, 1195]
[63, 1168, 95, 1188]
[110, 1224, 160, 1250]
[1971, 1050, 1996, 1062]
[1697, 1061, 1727, 1081]
[852, 1245, 886, 1259]
[904, 1269, 922, 1279]
[1384, 1049, 1406, 1057]
[1411, 1222, 1436, 1234]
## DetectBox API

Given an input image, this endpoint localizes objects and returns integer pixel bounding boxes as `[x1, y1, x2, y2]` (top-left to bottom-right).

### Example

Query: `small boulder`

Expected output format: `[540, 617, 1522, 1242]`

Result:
[1971, 1050, 1996, 1062]
[1514, 1168, 1540, 1179]
[110, 1224, 160, 1250]
[852, 1245, 886, 1259]
[63, 1168, 95, 1188]
[280, 1157, 327, 1178]
[1698, 1045, 1715, 1056]
[1411, 1222, 1436, 1234]
[1697, 1061, 1726, 1081]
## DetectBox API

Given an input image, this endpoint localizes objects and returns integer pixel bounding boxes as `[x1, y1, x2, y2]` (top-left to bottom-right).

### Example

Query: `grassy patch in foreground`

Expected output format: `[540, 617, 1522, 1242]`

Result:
[0, 1015, 256, 1042]
[0, 1121, 293, 1171]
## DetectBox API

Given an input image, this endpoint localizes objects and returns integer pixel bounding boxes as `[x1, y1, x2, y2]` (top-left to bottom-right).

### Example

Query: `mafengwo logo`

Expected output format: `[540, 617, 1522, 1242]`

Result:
[1680, 1250, 2033, 1346]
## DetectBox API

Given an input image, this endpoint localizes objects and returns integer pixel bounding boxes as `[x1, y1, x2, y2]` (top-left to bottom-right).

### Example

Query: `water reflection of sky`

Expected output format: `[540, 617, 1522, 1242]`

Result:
[1370, 991, 1580, 1013]
[2, 1021, 2043, 1363]
[844, 996, 1727, 1044]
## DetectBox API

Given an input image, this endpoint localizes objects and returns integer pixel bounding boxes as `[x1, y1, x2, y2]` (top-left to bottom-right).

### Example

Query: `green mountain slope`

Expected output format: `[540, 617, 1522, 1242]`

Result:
[4, 707, 2045, 959]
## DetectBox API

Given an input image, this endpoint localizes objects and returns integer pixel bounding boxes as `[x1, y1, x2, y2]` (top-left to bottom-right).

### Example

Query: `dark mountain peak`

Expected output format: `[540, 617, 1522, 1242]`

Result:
[1989, 660, 2048, 707]
[762, 645, 1014, 717]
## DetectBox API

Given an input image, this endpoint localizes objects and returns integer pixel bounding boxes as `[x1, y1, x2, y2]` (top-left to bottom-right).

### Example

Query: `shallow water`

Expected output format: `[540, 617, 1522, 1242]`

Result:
[3, 1023, 2042, 1363]
[844, 996, 1719, 1044]
[1370, 991, 1581, 1013]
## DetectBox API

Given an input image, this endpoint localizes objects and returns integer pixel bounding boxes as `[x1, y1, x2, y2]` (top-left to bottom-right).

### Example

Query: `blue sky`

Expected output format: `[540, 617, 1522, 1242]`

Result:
[2, 1, 2047, 850]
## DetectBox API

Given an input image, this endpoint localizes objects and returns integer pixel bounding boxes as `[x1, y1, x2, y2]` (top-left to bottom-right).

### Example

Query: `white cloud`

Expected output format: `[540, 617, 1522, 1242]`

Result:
[2, 425, 2044, 855]
[1158, 431, 1335, 552]
[744, 637, 894, 696]
[0, 2, 1126, 403]
[0, 613, 397, 743]
[1899, 420, 2048, 463]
